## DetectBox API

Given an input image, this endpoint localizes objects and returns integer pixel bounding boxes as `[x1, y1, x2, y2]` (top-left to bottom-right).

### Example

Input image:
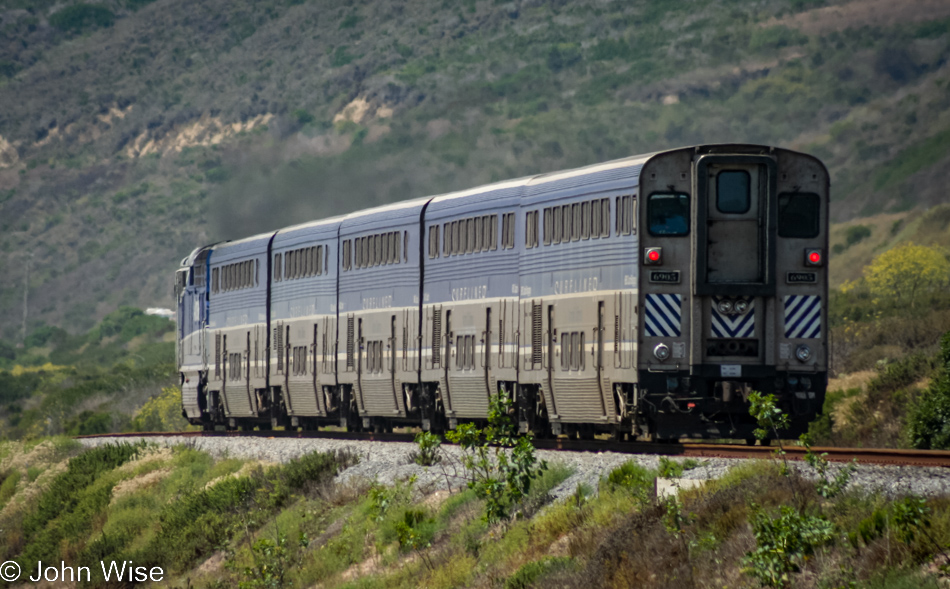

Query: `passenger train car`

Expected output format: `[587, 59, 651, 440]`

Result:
[176, 144, 829, 441]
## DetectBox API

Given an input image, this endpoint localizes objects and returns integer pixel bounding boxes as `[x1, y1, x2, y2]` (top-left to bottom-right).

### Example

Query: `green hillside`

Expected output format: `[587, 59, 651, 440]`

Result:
[0, 0, 949, 336]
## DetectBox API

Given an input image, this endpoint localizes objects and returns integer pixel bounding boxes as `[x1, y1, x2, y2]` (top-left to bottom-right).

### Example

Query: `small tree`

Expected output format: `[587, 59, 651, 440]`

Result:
[864, 243, 950, 308]
[445, 390, 548, 524]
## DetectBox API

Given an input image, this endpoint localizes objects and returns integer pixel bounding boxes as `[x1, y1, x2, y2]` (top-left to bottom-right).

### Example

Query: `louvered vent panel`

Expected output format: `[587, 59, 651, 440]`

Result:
[614, 316, 621, 353]
[346, 317, 355, 369]
[432, 309, 442, 366]
[531, 303, 542, 366]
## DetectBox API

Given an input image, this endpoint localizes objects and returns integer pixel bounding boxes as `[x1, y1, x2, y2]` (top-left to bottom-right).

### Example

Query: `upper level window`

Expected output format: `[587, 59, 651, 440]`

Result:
[648, 193, 690, 236]
[778, 192, 820, 238]
[716, 170, 750, 214]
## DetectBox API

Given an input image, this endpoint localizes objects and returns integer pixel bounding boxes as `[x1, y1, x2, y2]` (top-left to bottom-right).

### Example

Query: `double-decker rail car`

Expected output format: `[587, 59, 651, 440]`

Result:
[177, 144, 828, 440]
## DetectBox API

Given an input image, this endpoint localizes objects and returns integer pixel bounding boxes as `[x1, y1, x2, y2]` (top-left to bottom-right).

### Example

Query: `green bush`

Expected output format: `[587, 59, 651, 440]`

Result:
[845, 224, 872, 247]
[64, 410, 113, 436]
[602, 461, 656, 496]
[281, 449, 349, 491]
[49, 4, 115, 33]
[20, 443, 143, 563]
[0, 469, 21, 509]
[907, 331, 950, 449]
[505, 556, 575, 589]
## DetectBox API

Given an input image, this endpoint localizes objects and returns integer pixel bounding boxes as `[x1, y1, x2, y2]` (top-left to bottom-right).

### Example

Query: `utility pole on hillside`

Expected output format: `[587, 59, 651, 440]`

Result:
[21, 251, 32, 345]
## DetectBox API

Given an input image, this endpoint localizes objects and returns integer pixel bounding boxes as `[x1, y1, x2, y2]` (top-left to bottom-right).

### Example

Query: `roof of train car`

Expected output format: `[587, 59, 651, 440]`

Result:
[209, 230, 275, 262]
[340, 195, 432, 233]
[200, 145, 801, 252]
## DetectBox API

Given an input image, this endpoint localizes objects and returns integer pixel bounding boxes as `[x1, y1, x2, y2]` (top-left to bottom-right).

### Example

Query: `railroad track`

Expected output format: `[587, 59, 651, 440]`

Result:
[75, 430, 950, 469]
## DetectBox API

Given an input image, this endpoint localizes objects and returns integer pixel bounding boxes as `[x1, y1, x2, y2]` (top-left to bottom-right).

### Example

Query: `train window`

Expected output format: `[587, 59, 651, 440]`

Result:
[601, 198, 611, 237]
[505, 212, 515, 249]
[526, 211, 538, 248]
[467, 218, 476, 254]
[453, 221, 461, 255]
[501, 214, 509, 249]
[212, 267, 219, 293]
[475, 217, 484, 252]
[404, 231, 409, 262]
[293, 250, 300, 278]
[543, 208, 552, 245]
[648, 192, 690, 236]
[778, 192, 820, 238]
[580, 202, 590, 239]
[617, 195, 636, 235]
[362, 236, 369, 268]
[382, 232, 390, 265]
[482, 215, 491, 251]
[255, 259, 260, 286]
[591, 202, 601, 238]
[343, 240, 351, 271]
[572, 204, 581, 241]
[326, 244, 331, 272]
[274, 254, 281, 281]
[552, 207, 562, 243]
[309, 246, 317, 276]
[561, 205, 570, 243]
[717, 170, 751, 214]
[490, 214, 498, 250]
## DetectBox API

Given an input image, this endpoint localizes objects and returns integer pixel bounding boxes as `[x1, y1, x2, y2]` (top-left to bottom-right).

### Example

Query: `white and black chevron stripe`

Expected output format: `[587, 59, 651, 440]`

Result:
[645, 294, 682, 338]
[784, 295, 821, 339]
[710, 296, 755, 338]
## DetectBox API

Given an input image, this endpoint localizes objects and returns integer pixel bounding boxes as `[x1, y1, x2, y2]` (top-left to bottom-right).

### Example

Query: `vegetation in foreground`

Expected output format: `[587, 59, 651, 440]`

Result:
[815, 240, 950, 449]
[3, 397, 950, 589]
[0, 306, 180, 441]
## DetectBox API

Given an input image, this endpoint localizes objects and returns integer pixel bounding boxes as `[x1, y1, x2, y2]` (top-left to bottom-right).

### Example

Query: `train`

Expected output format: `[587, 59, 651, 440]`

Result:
[176, 144, 829, 442]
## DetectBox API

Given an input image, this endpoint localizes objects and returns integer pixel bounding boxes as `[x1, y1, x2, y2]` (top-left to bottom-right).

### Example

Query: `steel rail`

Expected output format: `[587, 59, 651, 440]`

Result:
[74, 430, 950, 468]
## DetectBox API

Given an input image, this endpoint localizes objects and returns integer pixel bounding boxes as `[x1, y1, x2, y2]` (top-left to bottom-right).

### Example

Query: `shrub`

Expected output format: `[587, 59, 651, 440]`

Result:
[49, 4, 115, 33]
[410, 431, 442, 466]
[845, 224, 872, 247]
[602, 461, 655, 498]
[907, 331, 950, 449]
[505, 556, 575, 589]
[64, 410, 113, 435]
[131, 386, 194, 432]
[0, 469, 21, 509]
[281, 449, 351, 492]
[446, 391, 548, 523]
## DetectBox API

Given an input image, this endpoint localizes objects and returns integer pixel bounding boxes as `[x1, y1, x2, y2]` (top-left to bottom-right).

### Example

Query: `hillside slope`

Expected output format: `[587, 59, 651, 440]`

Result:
[0, 0, 948, 336]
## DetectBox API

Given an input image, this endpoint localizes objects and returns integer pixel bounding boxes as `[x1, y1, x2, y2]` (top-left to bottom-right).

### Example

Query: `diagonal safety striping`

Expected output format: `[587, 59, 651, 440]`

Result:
[645, 293, 682, 337]
[783, 295, 822, 339]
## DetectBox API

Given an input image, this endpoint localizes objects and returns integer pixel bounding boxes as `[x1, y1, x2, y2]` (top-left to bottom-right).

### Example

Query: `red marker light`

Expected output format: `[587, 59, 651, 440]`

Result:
[644, 247, 663, 265]
[805, 248, 823, 267]
[687, 403, 696, 409]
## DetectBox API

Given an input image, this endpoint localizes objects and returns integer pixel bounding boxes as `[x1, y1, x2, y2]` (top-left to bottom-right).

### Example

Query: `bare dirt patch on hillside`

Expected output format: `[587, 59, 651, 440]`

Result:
[765, 0, 950, 35]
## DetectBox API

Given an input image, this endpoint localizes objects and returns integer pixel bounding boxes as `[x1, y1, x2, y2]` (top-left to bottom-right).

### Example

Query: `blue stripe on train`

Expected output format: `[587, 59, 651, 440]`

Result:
[710, 296, 755, 338]
[645, 294, 682, 337]
[784, 295, 821, 339]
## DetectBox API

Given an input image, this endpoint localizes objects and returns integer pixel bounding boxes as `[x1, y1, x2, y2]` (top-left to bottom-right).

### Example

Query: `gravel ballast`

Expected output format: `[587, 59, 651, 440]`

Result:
[78, 436, 950, 500]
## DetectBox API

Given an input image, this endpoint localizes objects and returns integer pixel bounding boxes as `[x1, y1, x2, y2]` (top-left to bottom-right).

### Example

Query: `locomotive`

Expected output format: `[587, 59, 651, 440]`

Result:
[176, 144, 828, 441]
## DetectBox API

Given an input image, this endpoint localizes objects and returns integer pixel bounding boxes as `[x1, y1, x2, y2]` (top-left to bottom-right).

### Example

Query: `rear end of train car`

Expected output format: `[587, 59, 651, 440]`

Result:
[635, 144, 828, 441]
